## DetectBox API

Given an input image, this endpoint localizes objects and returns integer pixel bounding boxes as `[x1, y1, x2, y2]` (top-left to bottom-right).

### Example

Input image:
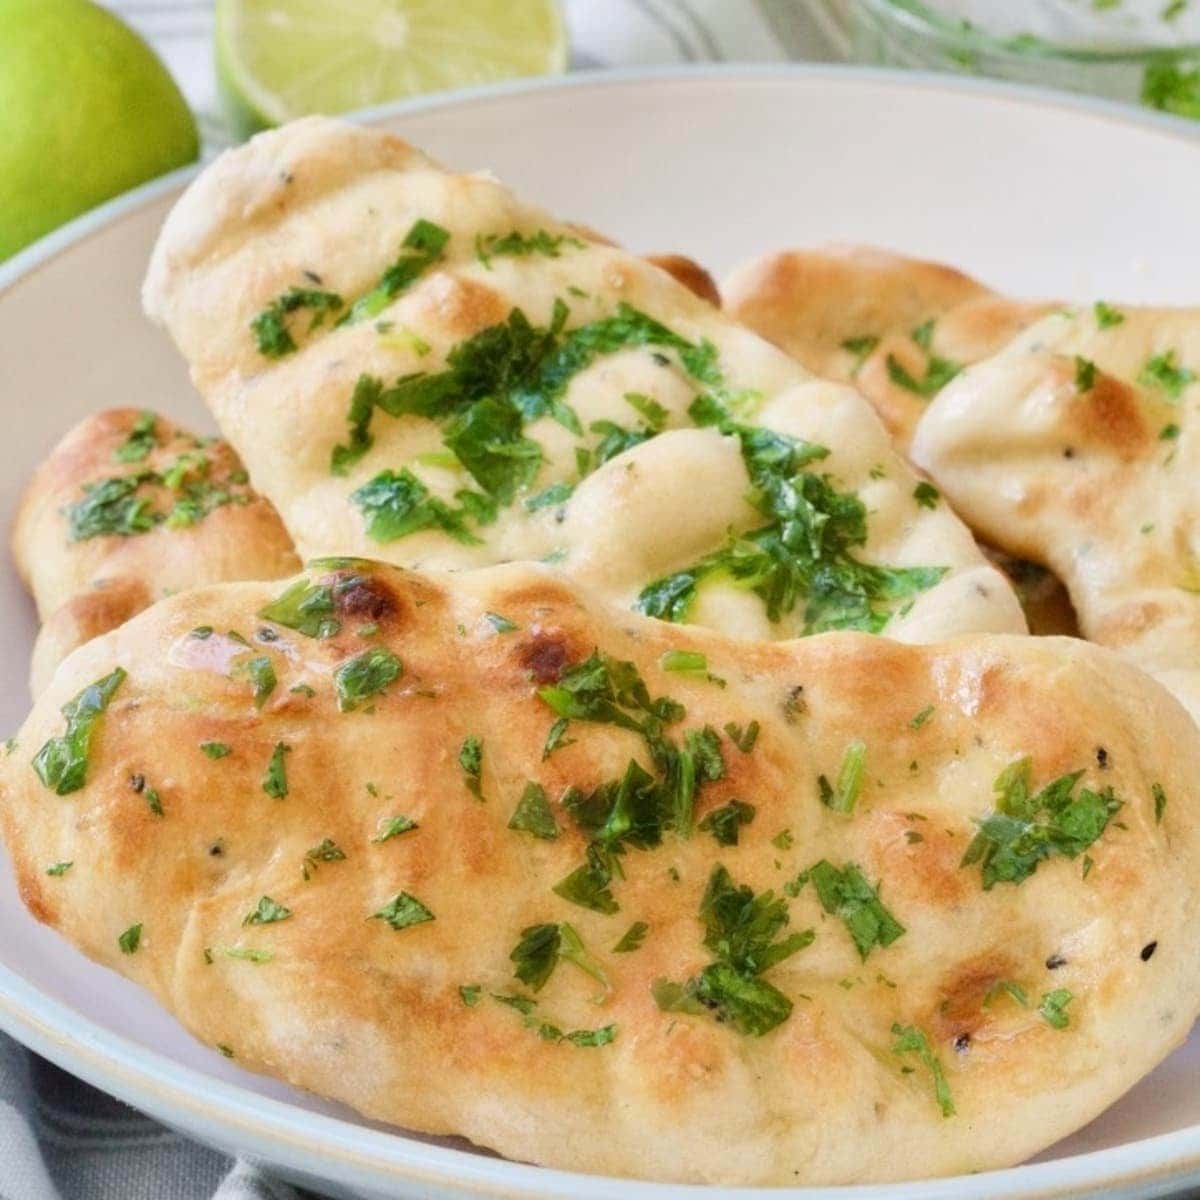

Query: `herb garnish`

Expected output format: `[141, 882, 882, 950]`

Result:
[613, 921, 648, 952]
[351, 469, 479, 545]
[508, 781, 558, 839]
[459, 736, 484, 800]
[960, 758, 1123, 889]
[243, 896, 292, 926]
[259, 578, 341, 639]
[891, 1023, 955, 1117]
[262, 742, 290, 798]
[1139, 349, 1194, 400]
[484, 991, 616, 1047]
[1074, 356, 1098, 392]
[115, 411, 158, 462]
[118, 924, 143, 955]
[886, 323, 962, 398]
[302, 838, 345, 880]
[475, 228, 585, 268]
[373, 815, 418, 843]
[805, 860, 905, 959]
[251, 286, 344, 356]
[371, 891, 435, 931]
[723, 720, 760, 754]
[1038, 988, 1074, 1029]
[1154, 782, 1168, 824]
[338, 219, 449, 326]
[818, 740, 866, 815]
[653, 864, 813, 1036]
[334, 648, 402, 711]
[913, 481, 940, 509]
[841, 334, 880, 374]
[637, 402, 945, 632]
[200, 741, 231, 760]
[32, 667, 126, 795]
[1094, 301, 1125, 329]
[46, 862, 73, 877]
[241, 655, 277, 708]
[698, 799, 756, 846]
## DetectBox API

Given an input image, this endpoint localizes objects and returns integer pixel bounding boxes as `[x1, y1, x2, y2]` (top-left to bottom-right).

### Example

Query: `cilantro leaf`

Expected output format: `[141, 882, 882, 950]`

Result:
[1038, 988, 1074, 1029]
[334, 648, 402, 711]
[251, 286, 344, 358]
[371, 891, 435, 931]
[508, 781, 558, 839]
[613, 921, 648, 953]
[459, 736, 484, 800]
[66, 474, 158, 541]
[891, 1023, 955, 1117]
[807, 860, 905, 960]
[259, 579, 341, 639]
[32, 668, 126, 795]
[818, 740, 866, 815]
[1139, 349, 1195, 400]
[338, 219, 449, 326]
[698, 799, 756, 846]
[373, 815, 418, 843]
[243, 896, 292, 926]
[118, 924, 142, 955]
[351, 469, 479, 545]
[114, 411, 158, 462]
[261, 742, 290, 798]
[510, 923, 561, 991]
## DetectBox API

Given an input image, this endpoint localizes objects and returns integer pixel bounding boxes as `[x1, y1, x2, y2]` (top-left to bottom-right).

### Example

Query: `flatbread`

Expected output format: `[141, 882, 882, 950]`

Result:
[912, 306, 1200, 720]
[143, 118, 1023, 645]
[12, 408, 298, 696]
[2, 558, 1196, 1186]
[721, 244, 1073, 637]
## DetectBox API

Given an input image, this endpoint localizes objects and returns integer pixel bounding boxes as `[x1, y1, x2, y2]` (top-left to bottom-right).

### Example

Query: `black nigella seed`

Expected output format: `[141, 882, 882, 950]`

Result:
[129, 774, 145, 793]
[1141, 941, 1157, 962]
[954, 1033, 971, 1053]
[1046, 953, 1067, 970]
[1096, 746, 1109, 769]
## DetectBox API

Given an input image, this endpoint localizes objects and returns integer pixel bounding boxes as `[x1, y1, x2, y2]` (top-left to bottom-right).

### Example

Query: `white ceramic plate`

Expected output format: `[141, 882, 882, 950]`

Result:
[2, 66, 1200, 1200]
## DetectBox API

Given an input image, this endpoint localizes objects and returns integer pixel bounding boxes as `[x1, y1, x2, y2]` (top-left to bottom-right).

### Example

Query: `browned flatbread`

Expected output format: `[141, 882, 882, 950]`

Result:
[3, 557, 1196, 1186]
[13, 408, 299, 695]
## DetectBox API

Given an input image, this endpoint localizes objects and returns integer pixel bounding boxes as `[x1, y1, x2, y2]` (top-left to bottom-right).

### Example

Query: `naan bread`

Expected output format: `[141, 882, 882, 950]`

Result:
[722, 245, 1052, 452]
[721, 245, 1073, 637]
[13, 408, 298, 696]
[2, 558, 1196, 1186]
[912, 306, 1200, 720]
[143, 118, 1023, 645]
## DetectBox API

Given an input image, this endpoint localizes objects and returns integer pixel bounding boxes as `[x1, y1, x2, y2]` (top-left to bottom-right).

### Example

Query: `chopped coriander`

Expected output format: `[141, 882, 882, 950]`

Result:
[542, 717, 574, 759]
[220, 945, 274, 964]
[841, 334, 879, 374]
[459, 984, 482, 1006]
[1154, 782, 1168, 824]
[145, 787, 164, 817]
[772, 829, 794, 850]
[190, 626, 214, 640]
[302, 838, 345, 880]
[290, 683, 316, 698]
[983, 979, 1029, 1008]
[338, 219, 449, 326]
[200, 741, 231, 760]
[251, 286, 343, 356]
[1142, 60, 1200, 121]
[553, 844, 618, 914]
[118, 924, 143, 955]
[818, 740, 867, 815]
[3, 738, 16, 755]
[65, 474, 156, 541]
[259, 579, 341, 639]
[46, 862, 73, 877]
[242, 655, 277, 708]
[474, 228, 585, 268]
[807, 860, 905, 959]
[510, 923, 561, 991]
[258, 742, 289, 799]
[911, 319, 935, 350]
[371, 891, 435, 931]
[909, 705, 935, 730]
[508, 781, 558, 839]
[459, 736, 484, 800]
[373, 815, 418, 843]
[891, 1023, 955, 1117]
[1074, 356, 1098, 392]
[525, 481, 574, 512]
[334, 648, 402, 711]
[723, 720, 760, 754]
[114, 411, 158, 462]
[886, 349, 961, 399]
[661, 649, 707, 674]
[1038, 988, 1074, 1029]
[613, 921, 648, 953]
[33, 668, 126, 795]
[1139, 349, 1194, 400]
[217, 1044, 235, 1059]
[484, 612, 518, 633]
[331, 374, 383, 475]
[351, 469, 478, 545]
[1094, 301, 1125, 329]
[652, 864, 813, 1036]
[243, 896, 292, 926]
[960, 758, 1122, 889]
[1161, 423, 1181, 441]
[912, 481, 940, 509]
[698, 799, 756, 846]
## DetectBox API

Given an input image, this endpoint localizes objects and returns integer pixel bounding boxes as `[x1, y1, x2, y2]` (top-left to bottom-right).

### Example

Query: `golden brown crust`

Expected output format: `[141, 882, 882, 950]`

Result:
[12, 408, 299, 694]
[722, 245, 1051, 452]
[142, 118, 1024, 648]
[644, 254, 721, 306]
[913, 307, 1200, 719]
[2, 560, 1197, 1185]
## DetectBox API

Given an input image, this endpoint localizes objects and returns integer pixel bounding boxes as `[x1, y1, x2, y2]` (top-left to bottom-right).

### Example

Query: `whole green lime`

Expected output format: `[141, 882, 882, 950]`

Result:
[0, 0, 199, 262]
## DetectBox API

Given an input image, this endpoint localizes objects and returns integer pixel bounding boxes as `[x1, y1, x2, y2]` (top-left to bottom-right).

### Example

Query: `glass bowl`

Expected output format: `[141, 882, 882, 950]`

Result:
[823, 0, 1200, 119]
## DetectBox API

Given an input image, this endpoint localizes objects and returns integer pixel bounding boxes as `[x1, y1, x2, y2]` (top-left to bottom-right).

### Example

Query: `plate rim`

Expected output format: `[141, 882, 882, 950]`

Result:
[2, 62, 1199, 1199]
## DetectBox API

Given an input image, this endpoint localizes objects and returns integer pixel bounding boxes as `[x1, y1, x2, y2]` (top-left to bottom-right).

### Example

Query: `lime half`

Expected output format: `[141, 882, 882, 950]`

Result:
[216, 0, 567, 139]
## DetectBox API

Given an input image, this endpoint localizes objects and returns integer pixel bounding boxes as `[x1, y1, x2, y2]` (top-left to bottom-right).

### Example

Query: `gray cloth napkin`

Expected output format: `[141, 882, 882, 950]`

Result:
[0, 7, 837, 1199]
